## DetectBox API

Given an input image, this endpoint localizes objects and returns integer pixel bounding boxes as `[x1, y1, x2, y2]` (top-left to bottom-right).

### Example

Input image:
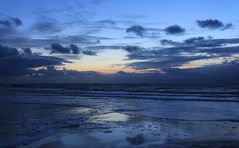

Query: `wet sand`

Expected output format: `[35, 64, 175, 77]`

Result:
[20, 111, 239, 148]
[1, 85, 239, 147]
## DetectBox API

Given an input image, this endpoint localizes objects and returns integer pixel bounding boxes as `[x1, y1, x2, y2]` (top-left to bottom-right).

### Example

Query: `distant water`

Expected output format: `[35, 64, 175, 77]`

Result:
[1, 84, 239, 147]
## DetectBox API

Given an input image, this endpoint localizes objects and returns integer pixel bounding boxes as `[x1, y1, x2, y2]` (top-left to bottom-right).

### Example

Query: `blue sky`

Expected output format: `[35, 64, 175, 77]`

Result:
[0, 0, 239, 83]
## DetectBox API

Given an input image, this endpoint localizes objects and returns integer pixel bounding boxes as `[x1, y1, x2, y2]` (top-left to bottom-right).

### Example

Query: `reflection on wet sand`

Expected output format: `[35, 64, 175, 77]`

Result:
[90, 112, 130, 122]
[1, 85, 239, 147]
[22, 111, 239, 148]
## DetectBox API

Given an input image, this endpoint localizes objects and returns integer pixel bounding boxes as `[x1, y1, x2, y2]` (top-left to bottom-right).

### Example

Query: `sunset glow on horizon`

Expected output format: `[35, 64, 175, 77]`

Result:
[0, 0, 239, 83]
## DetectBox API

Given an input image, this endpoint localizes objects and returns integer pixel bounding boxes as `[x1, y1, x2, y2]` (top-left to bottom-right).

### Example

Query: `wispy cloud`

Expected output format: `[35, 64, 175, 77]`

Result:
[126, 37, 239, 70]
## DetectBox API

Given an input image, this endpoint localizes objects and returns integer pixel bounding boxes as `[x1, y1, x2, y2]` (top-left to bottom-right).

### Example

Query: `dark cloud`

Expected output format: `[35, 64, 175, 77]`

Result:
[165, 25, 185, 35]
[160, 39, 181, 46]
[49, 43, 97, 56]
[3, 62, 239, 84]
[160, 37, 239, 47]
[120, 62, 239, 84]
[22, 48, 32, 55]
[161, 37, 207, 46]
[125, 25, 162, 38]
[82, 50, 97, 56]
[128, 56, 207, 70]
[11, 17, 23, 26]
[0, 17, 23, 37]
[197, 19, 223, 29]
[184, 37, 206, 44]
[161, 62, 239, 84]
[223, 23, 233, 30]
[0, 17, 22, 27]
[126, 37, 239, 70]
[51, 43, 72, 54]
[83, 45, 144, 53]
[0, 19, 11, 27]
[0, 44, 67, 76]
[0, 44, 20, 57]
[27, 66, 102, 83]
[196, 19, 233, 30]
[0, 56, 66, 76]
[124, 46, 144, 53]
[69, 44, 80, 54]
[83, 44, 147, 55]
[126, 25, 146, 37]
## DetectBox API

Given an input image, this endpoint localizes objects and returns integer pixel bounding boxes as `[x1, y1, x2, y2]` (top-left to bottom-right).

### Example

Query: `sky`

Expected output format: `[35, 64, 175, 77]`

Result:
[0, 0, 239, 83]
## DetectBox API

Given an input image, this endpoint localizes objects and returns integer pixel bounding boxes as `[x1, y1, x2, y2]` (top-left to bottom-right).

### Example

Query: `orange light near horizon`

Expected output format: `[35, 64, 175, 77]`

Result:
[61, 49, 143, 74]
[178, 55, 239, 69]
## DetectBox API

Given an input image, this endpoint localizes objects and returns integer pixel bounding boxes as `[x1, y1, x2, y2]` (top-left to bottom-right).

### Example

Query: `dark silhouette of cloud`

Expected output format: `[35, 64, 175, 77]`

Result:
[223, 23, 233, 30]
[51, 43, 73, 54]
[22, 48, 32, 55]
[165, 25, 185, 35]
[161, 62, 239, 84]
[197, 19, 223, 29]
[128, 56, 207, 70]
[11, 17, 23, 26]
[184, 37, 206, 44]
[160, 39, 181, 46]
[126, 37, 239, 70]
[69, 44, 80, 54]
[82, 50, 97, 56]
[0, 44, 67, 76]
[126, 25, 146, 37]
[0, 17, 23, 37]
[0, 17, 22, 27]
[124, 46, 143, 53]
[196, 19, 233, 30]
[126, 25, 162, 38]
[83, 45, 144, 53]
[0, 44, 20, 57]
[161, 37, 206, 46]
[160, 37, 239, 47]
[49, 43, 97, 56]
[3, 61, 239, 84]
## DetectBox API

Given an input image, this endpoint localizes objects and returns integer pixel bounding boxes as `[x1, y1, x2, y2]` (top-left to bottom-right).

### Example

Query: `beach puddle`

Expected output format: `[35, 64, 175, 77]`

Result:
[20, 119, 239, 148]
[24, 127, 150, 148]
[90, 112, 130, 122]
[71, 107, 91, 114]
